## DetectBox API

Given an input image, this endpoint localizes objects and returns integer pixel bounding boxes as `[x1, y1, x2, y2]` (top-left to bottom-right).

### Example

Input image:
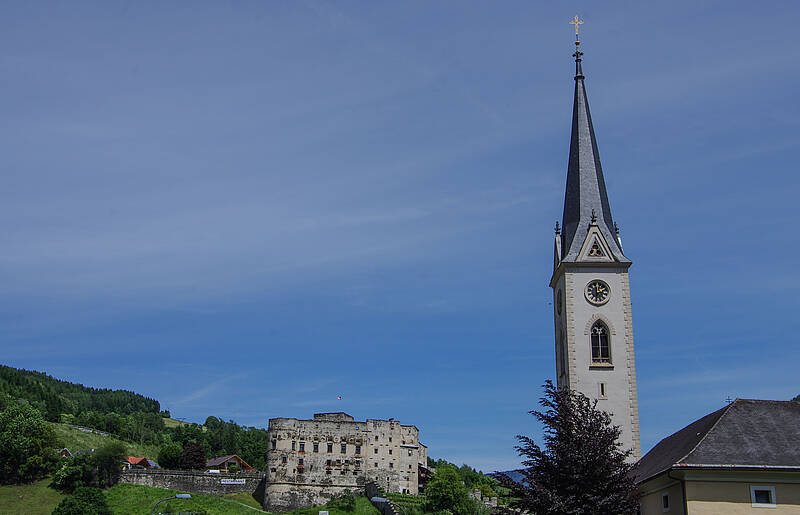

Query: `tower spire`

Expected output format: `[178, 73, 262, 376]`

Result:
[559, 20, 628, 263]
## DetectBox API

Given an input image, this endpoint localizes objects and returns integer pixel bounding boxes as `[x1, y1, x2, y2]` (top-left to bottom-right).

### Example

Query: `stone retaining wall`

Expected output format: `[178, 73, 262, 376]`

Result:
[119, 469, 266, 499]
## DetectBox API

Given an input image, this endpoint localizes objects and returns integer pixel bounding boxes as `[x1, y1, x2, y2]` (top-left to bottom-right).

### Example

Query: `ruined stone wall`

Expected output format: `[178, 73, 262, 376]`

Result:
[264, 413, 426, 512]
[119, 469, 265, 497]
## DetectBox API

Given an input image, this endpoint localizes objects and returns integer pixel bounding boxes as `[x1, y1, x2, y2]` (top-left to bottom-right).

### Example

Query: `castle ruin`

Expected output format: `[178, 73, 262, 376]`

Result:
[264, 412, 427, 512]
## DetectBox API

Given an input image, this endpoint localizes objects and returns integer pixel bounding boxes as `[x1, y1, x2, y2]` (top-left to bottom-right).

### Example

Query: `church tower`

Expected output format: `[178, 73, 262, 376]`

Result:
[550, 33, 641, 459]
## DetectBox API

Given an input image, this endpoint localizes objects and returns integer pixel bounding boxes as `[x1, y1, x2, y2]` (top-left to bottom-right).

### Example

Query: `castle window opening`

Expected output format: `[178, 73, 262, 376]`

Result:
[282, 456, 287, 464]
[327, 443, 333, 453]
[313, 443, 319, 452]
[299, 442, 305, 452]
[355, 445, 361, 454]
[291, 441, 296, 451]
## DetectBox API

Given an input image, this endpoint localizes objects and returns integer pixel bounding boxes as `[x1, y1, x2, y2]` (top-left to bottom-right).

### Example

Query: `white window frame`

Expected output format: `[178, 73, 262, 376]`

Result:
[750, 485, 777, 508]
[661, 492, 670, 512]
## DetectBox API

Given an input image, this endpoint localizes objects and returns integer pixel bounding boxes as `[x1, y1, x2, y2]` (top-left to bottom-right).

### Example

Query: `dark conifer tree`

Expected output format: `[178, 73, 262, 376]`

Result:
[496, 381, 638, 514]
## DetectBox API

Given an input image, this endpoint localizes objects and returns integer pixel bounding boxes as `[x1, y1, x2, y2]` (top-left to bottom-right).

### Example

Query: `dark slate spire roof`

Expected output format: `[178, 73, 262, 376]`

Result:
[633, 399, 800, 484]
[560, 46, 629, 263]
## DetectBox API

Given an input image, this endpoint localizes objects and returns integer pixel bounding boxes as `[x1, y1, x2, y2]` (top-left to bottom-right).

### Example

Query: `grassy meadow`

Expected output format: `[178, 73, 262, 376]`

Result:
[0, 477, 66, 515]
[51, 422, 161, 458]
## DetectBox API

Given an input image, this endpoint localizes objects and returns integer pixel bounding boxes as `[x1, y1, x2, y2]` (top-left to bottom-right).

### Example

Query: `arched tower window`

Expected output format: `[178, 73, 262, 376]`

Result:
[590, 321, 610, 363]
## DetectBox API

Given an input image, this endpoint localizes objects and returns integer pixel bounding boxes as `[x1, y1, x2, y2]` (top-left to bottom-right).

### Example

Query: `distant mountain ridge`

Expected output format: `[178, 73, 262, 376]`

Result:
[494, 469, 526, 484]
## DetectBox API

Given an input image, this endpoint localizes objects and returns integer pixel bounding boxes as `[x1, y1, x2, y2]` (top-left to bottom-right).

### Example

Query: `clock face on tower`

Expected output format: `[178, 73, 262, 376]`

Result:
[585, 280, 610, 305]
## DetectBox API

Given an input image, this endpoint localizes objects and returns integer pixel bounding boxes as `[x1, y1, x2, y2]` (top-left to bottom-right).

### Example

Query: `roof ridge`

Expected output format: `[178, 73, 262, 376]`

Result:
[676, 401, 736, 465]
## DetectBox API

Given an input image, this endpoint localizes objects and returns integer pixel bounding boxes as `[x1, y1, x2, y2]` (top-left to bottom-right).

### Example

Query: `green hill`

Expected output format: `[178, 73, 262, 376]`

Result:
[0, 478, 66, 515]
[51, 423, 161, 458]
[105, 483, 269, 514]
[0, 480, 269, 515]
[0, 364, 267, 470]
[0, 479, 383, 515]
[0, 364, 162, 422]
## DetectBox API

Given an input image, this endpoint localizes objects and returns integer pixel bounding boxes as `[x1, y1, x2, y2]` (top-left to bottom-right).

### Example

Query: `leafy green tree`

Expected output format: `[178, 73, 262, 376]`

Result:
[52, 486, 112, 515]
[158, 442, 183, 470]
[180, 441, 207, 470]
[424, 465, 476, 515]
[0, 403, 61, 484]
[51, 454, 97, 493]
[496, 380, 638, 515]
[94, 441, 126, 488]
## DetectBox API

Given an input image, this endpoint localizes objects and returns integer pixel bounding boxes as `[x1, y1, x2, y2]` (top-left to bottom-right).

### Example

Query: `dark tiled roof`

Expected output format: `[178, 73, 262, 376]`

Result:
[560, 54, 629, 263]
[206, 454, 253, 469]
[206, 455, 237, 468]
[634, 399, 800, 483]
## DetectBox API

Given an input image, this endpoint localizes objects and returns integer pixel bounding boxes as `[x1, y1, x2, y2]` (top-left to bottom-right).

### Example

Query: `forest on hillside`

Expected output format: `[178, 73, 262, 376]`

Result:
[0, 365, 162, 421]
[0, 365, 269, 469]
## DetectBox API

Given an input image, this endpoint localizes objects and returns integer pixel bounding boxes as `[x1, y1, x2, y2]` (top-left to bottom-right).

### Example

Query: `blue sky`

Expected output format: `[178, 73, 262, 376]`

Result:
[2, 1, 799, 472]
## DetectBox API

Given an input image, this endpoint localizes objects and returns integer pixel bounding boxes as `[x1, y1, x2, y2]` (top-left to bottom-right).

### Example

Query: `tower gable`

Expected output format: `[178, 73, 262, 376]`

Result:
[576, 222, 615, 263]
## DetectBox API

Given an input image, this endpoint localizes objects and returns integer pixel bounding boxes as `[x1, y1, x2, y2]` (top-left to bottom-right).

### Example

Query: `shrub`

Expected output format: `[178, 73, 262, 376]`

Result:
[327, 489, 357, 511]
[158, 442, 182, 469]
[52, 486, 112, 515]
[51, 454, 97, 493]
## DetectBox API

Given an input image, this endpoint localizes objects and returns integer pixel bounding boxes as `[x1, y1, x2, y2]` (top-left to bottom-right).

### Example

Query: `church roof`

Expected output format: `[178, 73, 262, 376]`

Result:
[633, 399, 800, 484]
[560, 47, 629, 263]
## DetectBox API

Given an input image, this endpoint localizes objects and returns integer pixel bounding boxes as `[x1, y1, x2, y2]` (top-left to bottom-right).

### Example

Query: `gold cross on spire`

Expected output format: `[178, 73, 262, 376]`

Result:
[569, 14, 584, 40]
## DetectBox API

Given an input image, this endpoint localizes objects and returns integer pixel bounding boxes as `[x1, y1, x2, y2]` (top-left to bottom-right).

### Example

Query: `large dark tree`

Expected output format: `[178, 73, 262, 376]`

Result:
[94, 441, 127, 488]
[496, 381, 638, 514]
[180, 441, 207, 470]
